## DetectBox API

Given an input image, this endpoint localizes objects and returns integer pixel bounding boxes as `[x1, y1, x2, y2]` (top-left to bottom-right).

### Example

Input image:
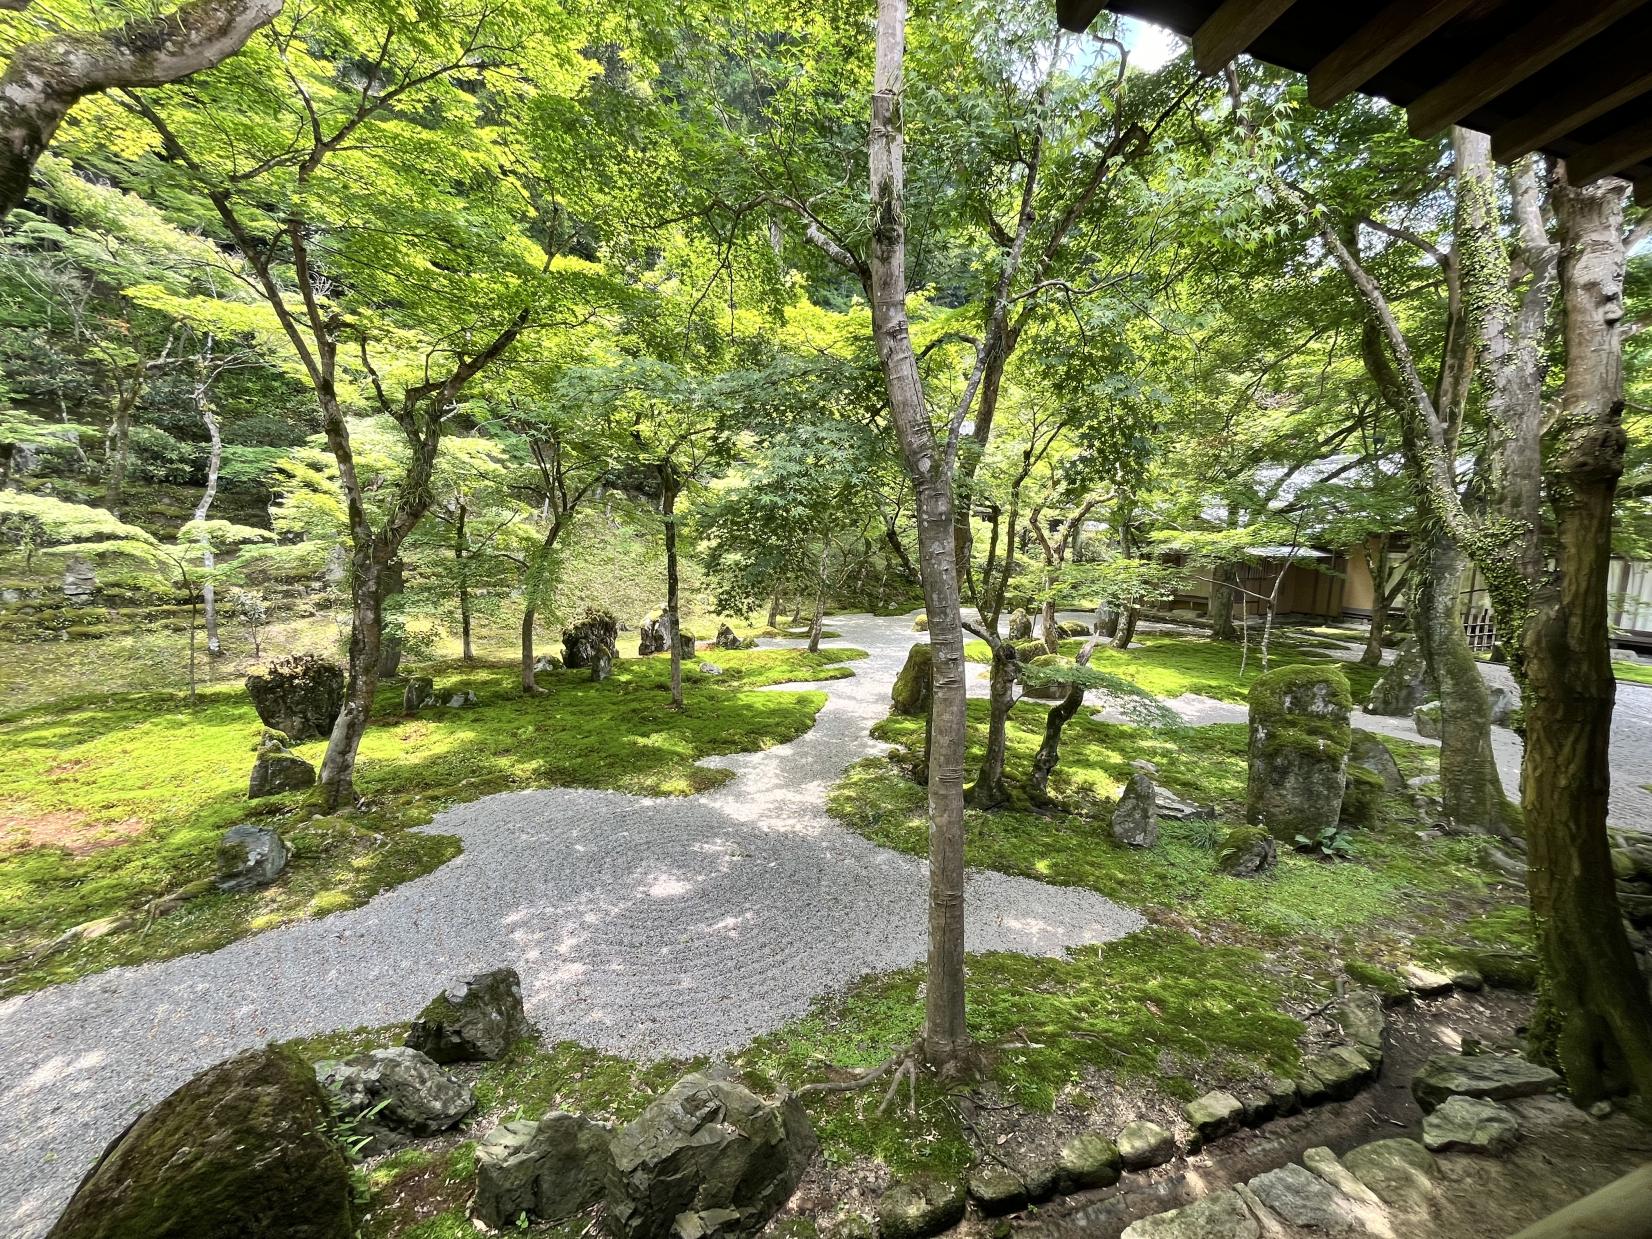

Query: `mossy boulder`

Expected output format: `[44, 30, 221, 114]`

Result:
[911, 614, 928, 632]
[1007, 607, 1033, 641]
[1347, 730, 1404, 792]
[1338, 764, 1384, 827]
[46, 1046, 354, 1239]
[244, 654, 344, 741]
[1412, 700, 1443, 740]
[563, 607, 618, 669]
[1056, 1130, 1122, 1191]
[1022, 653, 1073, 701]
[1217, 826, 1277, 877]
[1365, 637, 1434, 716]
[891, 644, 933, 717]
[1245, 665, 1352, 841]
[406, 967, 532, 1063]
[876, 1175, 965, 1238]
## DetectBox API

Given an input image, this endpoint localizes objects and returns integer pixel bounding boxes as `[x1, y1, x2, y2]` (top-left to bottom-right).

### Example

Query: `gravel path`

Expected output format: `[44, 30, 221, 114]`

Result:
[0, 611, 1141, 1238]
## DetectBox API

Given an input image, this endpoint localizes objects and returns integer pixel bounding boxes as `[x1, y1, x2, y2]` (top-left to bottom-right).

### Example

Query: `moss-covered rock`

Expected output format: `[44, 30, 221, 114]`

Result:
[891, 644, 933, 717]
[911, 614, 928, 633]
[1246, 665, 1352, 841]
[1338, 764, 1384, 827]
[1217, 826, 1277, 877]
[1365, 637, 1433, 716]
[47, 1046, 354, 1239]
[244, 654, 344, 741]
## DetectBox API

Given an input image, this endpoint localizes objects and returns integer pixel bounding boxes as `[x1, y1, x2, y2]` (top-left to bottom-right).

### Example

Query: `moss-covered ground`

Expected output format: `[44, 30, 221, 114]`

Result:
[0, 645, 864, 995]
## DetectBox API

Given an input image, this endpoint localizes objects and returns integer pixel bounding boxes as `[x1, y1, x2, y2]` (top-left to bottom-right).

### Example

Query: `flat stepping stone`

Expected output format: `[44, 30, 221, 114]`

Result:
[1402, 964, 1454, 997]
[1245, 1163, 1365, 1233]
[1342, 1138, 1436, 1210]
[1057, 1131, 1122, 1192]
[1422, 1095, 1519, 1155]
[1411, 1053, 1560, 1111]
[1302, 1146, 1383, 1207]
[1297, 1046, 1375, 1105]
[1122, 1188, 1259, 1238]
[966, 1162, 1027, 1215]
[875, 1175, 965, 1239]
[1184, 1090, 1243, 1148]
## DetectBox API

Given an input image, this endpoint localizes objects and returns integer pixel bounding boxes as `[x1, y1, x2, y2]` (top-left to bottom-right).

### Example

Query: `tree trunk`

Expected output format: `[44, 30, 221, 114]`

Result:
[1027, 678, 1084, 805]
[807, 543, 828, 654]
[190, 353, 223, 657]
[375, 556, 404, 678]
[104, 384, 139, 514]
[1525, 173, 1652, 1104]
[971, 641, 1015, 809]
[455, 500, 473, 662]
[1209, 563, 1237, 641]
[319, 544, 386, 809]
[885, 521, 918, 584]
[1113, 607, 1138, 649]
[663, 471, 683, 709]
[520, 605, 540, 693]
[868, 0, 966, 1066]
[1040, 597, 1058, 653]
[1359, 538, 1390, 667]
[768, 591, 781, 628]
[1411, 525, 1513, 835]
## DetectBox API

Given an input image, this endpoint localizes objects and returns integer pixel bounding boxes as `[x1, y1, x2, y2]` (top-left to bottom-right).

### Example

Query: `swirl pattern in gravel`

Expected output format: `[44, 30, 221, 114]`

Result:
[0, 610, 1142, 1238]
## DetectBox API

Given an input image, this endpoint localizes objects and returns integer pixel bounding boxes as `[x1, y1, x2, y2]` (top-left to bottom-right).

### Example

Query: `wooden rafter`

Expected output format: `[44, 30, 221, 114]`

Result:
[1405, 0, 1652, 139]
[1491, 36, 1652, 162]
[1566, 115, 1652, 185]
[1306, 0, 1478, 109]
[1190, 0, 1296, 75]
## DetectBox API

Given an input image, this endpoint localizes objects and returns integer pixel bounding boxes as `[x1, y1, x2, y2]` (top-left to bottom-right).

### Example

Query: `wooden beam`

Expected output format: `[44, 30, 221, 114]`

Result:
[1636, 177, 1652, 207]
[1491, 33, 1652, 161]
[1566, 115, 1652, 184]
[1055, 0, 1110, 34]
[1407, 0, 1651, 139]
[1191, 0, 1297, 75]
[1308, 0, 1478, 109]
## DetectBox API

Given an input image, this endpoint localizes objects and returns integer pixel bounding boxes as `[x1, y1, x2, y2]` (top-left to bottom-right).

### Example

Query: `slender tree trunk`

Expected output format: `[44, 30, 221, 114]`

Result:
[521, 514, 572, 694]
[1209, 562, 1237, 641]
[1040, 596, 1059, 653]
[520, 605, 540, 693]
[767, 591, 781, 628]
[1028, 641, 1098, 804]
[104, 384, 139, 514]
[807, 543, 828, 654]
[1113, 607, 1138, 649]
[455, 500, 473, 662]
[1359, 537, 1390, 666]
[971, 641, 1015, 809]
[885, 521, 918, 584]
[1411, 525, 1513, 834]
[190, 348, 223, 657]
[663, 471, 683, 709]
[1525, 174, 1652, 1105]
[868, 0, 966, 1065]
[375, 556, 404, 678]
[319, 544, 386, 809]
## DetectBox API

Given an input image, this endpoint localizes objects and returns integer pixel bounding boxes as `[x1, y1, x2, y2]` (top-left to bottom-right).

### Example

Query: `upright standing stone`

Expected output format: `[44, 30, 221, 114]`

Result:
[891, 643, 933, 716]
[1246, 665, 1353, 841]
[244, 654, 345, 741]
[406, 968, 533, 1063]
[562, 608, 618, 669]
[1111, 771, 1159, 848]
[1364, 637, 1434, 716]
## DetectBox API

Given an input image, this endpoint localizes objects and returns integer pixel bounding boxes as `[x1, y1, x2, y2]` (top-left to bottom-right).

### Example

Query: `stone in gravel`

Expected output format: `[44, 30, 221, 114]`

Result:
[1111, 771, 1158, 849]
[1184, 1091, 1242, 1149]
[1217, 826, 1277, 877]
[912, 614, 928, 632]
[248, 750, 315, 799]
[1120, 1188, 1259, 1238]
[891, 643, 932, 717]
[1412, 700, 1443, 740]
[1341, 1138, 1435, 1209]
[473, 1119, 542, 1228]
[1246, 665, 1352, 840]
[402, 676, 434, 715]
[314, 1047, 473, 1155]
[1330, 988, 1386, 1066]
[1296, 1046, 1374, 1106]
[1117, 1120, 1175, 1170]
[606, 1071, 817, 1239]
[1056, 1131, 1122, 1191]
[1422, 1096, 1519, 1156]
[1347, 730, 1404, 791]
[1487, 684, 1520, 727]
[406, 967, 532, 1063]
[1402, 963, 1454, 997]
[1246, 1162, 1359, 1232]
[1364, 638, 1433, 717]
[216, 823, 289, 891]
[244, 654, 344, 741]
[1007, 608, 1033, 641]
[1301, 1147, 1382, 1207]
[967, 1162, 1027, 1215]
[1411, 1053, 1560, 1111]
[874, 1175, 965, 1239]
[47, 1046, 353, 1239]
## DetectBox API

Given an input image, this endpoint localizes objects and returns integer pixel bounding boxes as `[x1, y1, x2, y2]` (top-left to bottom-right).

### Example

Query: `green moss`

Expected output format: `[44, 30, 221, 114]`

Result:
[1339, 766, 1385, 827]
[890, 644, 932, 717]
[1, 647, 863, 994]
[1344, 960, 1408, 1001]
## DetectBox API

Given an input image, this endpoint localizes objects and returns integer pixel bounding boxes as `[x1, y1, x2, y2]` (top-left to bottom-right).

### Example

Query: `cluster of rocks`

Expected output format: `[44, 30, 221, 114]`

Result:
[400, 677, 479, 714]
[714, 622, 753, 650]
[638, 609, 703, 658]
[1367, 636, 1522, 736]
[1117, 1047, 1555, 1238]
[476, 1069, 817, 1237]
[564, 607, 620, 680]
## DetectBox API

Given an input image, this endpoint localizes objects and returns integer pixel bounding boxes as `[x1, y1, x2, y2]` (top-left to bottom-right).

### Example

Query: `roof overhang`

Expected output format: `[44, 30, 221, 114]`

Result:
[1056, 0, 1652, 205]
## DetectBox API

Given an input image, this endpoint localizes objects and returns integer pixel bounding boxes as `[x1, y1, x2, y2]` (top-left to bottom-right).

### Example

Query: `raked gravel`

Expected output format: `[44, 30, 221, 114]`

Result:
[0, 610, 1141, 1238]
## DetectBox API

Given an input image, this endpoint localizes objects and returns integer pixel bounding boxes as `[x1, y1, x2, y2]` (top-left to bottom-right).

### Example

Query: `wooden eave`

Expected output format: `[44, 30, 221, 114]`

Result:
[1056, 0, 1652, 204]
